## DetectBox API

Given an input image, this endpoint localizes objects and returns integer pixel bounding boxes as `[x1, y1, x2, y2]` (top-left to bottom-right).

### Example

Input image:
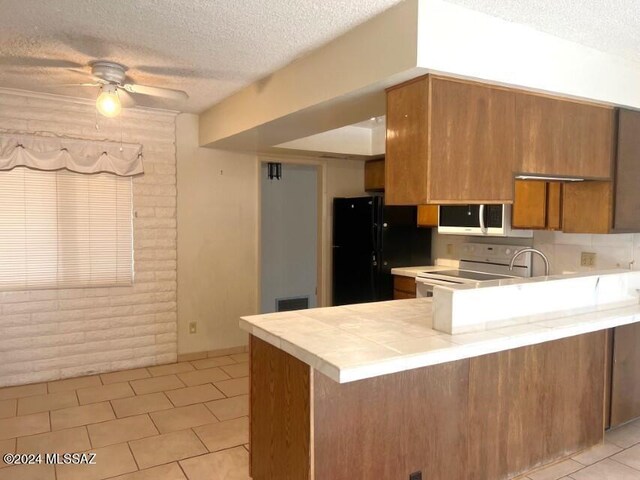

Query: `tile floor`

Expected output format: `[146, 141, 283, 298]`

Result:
[0, 352, 250, 480]
[2, 351, 640, 480]
[521, 417, 640, 480]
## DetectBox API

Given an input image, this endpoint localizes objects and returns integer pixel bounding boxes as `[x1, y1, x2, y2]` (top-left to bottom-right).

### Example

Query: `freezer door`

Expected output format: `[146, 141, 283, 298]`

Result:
[332, 197, 375, 250]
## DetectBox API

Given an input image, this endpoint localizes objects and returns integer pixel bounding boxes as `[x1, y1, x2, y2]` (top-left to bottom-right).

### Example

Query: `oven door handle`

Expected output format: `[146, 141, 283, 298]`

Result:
[479, 204, 487, 234]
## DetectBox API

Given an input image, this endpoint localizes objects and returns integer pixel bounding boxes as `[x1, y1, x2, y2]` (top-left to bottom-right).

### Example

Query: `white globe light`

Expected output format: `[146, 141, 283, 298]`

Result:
[96, 86, 122, 118]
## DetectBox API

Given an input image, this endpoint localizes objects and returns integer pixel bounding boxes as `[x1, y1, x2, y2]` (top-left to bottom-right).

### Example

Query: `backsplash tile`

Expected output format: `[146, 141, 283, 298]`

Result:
[432, 230, 639, 277]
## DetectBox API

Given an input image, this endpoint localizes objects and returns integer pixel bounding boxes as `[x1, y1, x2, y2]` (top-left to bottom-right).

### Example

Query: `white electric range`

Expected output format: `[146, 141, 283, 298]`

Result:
[416, 242, 532, 298]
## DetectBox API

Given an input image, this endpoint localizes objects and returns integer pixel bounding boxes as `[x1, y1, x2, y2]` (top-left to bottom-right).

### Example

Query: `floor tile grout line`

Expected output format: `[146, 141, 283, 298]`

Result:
[125, 439, 141, 472]
[176, 458, 190, 479]
[191, 426, 211, 453]
[530, 426, 640, 478]
[145, 411, 162, 437]
[608, 455, 640, 473]
[177, 441, 252, 470]
[83, 424, 94, 452]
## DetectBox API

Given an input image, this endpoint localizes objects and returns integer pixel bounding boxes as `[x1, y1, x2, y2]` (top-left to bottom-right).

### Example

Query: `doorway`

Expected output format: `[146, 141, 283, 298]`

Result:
[260, 162, 319, 314]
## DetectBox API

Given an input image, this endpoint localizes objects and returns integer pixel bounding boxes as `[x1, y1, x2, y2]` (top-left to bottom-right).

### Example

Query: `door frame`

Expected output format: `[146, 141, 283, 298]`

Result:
[256, 156, 326, 312]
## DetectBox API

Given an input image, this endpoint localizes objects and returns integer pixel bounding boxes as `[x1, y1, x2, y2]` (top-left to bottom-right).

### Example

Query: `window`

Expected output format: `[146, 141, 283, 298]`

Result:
[0, 168, 133, 290]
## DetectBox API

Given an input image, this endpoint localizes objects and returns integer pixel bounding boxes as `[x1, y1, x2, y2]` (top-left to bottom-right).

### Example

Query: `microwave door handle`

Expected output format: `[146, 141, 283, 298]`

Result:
[479, 204, 487, 234]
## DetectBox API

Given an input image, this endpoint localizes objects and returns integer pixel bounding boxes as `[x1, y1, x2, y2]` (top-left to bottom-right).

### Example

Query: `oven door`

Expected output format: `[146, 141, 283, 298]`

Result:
[415, 277, 465, 298]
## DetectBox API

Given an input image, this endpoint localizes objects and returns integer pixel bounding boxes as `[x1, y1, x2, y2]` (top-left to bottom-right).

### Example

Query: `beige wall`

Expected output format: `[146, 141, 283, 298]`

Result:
[176, 114, 259, 354]
[0, 89, 178, 388]
[177, 114, 366, 354]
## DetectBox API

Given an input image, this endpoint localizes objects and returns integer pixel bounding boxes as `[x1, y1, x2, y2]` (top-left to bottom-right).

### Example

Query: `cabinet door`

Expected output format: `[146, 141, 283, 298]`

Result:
[393, 275, 416, 297]
[516, 94, 614, 179]
[610, 323, 640, 428]
[417, 205, 438, 227]
[428, 77, 516, 203]
[512, 180, 563, 230]
[385, 76, 429, 205]
[364, 159, 385, 191]
[613, 109, 640, 231]
[512, 180, 547, 229]
[546, 182, 563, 230]
[562, 181, 612, 234]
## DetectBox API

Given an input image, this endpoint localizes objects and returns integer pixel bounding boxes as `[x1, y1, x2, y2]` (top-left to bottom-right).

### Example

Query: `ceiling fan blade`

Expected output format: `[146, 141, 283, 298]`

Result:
[134, 65, 199, 77]
[117, 88, 136, 108]
[56, 83, 101, 87]
[0, 56, 83, 68]
[122, 83, 188, 100]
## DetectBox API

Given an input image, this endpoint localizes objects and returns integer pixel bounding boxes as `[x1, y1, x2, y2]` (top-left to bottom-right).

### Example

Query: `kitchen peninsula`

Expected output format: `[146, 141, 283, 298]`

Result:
[241, 270, 640, 480]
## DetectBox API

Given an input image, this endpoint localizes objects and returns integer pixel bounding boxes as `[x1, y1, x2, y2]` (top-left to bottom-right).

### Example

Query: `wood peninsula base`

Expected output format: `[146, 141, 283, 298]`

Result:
[249, 331, 606, 480]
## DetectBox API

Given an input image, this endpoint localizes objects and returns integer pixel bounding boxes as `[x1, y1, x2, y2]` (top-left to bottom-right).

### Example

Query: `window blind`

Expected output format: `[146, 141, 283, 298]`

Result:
[0, 168, 133, 290]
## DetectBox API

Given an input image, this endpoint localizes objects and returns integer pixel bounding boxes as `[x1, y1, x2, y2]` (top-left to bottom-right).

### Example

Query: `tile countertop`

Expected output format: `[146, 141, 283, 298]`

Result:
[390, 266, 446, 277]
[240, 298, 640, 384]
[390, 260, 460, 277]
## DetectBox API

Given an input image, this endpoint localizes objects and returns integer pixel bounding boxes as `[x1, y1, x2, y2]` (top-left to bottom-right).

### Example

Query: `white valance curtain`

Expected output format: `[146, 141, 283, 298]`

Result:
[0, 132, 143, 176]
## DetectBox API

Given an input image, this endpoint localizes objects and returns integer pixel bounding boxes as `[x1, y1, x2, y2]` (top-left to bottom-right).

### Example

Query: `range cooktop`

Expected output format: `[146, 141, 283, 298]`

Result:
[421, 269, 514, 282]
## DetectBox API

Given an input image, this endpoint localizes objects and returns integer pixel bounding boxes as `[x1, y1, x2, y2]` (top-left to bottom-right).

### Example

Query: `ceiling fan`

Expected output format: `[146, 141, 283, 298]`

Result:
[62, 60, 189, 117]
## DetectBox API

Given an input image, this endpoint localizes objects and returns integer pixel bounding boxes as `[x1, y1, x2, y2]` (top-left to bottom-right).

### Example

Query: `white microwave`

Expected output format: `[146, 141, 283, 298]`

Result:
[437, 204, 532, 238]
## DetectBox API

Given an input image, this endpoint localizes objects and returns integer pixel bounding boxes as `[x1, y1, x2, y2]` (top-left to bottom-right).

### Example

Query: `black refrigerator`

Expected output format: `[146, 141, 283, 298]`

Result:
[332, 196, 432, 306]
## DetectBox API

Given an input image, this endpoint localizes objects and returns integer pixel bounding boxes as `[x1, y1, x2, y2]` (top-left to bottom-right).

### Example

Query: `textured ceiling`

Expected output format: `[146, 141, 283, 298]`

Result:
[0, 0, 403, 112]
[445, 0, 640, 64]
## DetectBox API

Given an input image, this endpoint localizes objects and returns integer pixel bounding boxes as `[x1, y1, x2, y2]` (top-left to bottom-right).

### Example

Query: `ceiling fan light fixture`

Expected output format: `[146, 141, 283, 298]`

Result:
[96, 85, 121, 118]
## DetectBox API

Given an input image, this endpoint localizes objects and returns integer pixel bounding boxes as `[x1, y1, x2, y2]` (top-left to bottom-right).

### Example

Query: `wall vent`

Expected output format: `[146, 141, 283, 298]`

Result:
[276, 296, 309, 312]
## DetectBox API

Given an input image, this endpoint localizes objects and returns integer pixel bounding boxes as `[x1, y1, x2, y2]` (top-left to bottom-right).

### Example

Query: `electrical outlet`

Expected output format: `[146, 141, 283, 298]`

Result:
[409, 472, 422, 480]
[189, 322, 197, 334]
[446, 243, 454, 255]
[581, 252, 596, 267]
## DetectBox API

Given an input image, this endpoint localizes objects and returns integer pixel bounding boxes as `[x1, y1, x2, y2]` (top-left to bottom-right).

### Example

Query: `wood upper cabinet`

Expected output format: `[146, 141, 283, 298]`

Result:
[386, 76, 429, 205]
[417, 204, 438, 227]
[516, 93, 615, 179]
[562, 109, 640, 234]
[512, 180, 562, 230]
[364, 158, 385, 192]
[613, 109, 640, 231]
[429, 77, 516, 204]
[386, 75, 515, 205]
[562, 181, 613, 234]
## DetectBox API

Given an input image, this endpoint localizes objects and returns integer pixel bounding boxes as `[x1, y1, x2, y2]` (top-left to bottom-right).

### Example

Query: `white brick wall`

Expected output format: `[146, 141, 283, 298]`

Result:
[0, 89, 178, 387]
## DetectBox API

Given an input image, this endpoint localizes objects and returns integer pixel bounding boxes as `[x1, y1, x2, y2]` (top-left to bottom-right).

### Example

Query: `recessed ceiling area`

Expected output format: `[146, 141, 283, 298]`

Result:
[444, 0, 640, 63]
[0, 0, 404, 112]
[274, 116, 386, 158]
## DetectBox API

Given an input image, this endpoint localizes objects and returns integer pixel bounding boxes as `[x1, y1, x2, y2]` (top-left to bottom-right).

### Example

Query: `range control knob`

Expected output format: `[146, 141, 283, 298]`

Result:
[505, 248, 512, 255]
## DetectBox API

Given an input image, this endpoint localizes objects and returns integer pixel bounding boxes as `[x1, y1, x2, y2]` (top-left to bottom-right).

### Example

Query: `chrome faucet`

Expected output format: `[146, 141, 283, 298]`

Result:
[509, 248, 550, 277]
